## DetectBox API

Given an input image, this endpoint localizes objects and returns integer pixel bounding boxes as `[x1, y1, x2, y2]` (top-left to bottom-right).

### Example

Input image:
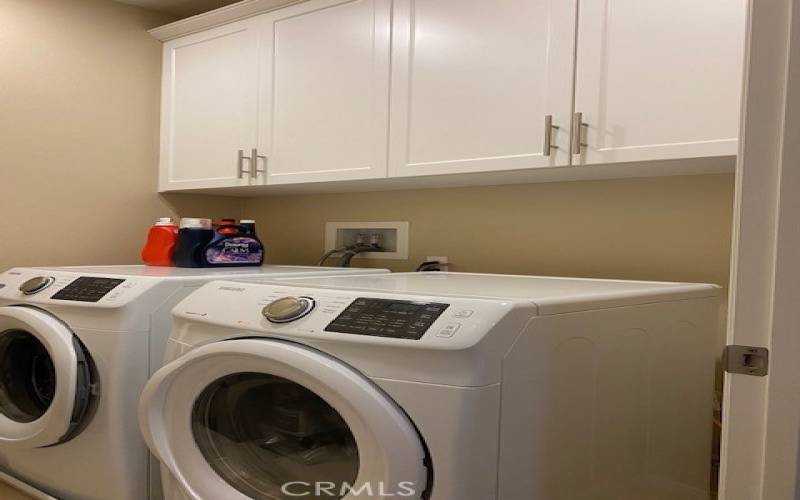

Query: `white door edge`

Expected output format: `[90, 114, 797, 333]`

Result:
[718, 0, 800, 498]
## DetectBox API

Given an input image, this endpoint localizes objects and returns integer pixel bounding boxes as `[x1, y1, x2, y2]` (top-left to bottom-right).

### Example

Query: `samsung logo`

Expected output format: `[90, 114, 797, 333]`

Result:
[218, 286, 246, 292]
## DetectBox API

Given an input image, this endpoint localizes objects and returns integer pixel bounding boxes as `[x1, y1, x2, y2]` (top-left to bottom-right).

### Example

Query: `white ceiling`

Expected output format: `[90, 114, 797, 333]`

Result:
[113, 0, 243, 18]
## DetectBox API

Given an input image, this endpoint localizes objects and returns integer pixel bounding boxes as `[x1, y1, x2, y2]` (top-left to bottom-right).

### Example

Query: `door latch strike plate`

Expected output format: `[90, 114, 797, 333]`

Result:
[723, 345, 769, 376]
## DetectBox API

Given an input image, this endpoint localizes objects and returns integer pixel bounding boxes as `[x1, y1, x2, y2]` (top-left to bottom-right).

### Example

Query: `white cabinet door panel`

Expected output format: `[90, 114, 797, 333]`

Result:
[388, 0, 576, 177]
[573, 0, 746, 165]
[159, 19, 262, 191]
[260, 0, 391, 185]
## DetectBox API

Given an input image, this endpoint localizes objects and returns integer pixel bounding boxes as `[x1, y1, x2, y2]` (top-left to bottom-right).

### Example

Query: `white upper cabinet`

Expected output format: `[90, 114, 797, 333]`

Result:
[159, 18, 264, 191]
[153, 0, 746, 192]
[572, 0, 747, 165]
[388, 0, 577, 177]
[258, 0, 391, 185]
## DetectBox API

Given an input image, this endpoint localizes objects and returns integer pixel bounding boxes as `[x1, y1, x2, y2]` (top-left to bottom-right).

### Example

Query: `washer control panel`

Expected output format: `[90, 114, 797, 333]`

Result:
[325, 298, 449, 340]
[50, 276, 126, 303]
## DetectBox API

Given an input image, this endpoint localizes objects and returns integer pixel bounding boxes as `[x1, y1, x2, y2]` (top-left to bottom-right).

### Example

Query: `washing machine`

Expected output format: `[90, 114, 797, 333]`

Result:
[0, 265, 389, 500]
[138, 272, 721, 500]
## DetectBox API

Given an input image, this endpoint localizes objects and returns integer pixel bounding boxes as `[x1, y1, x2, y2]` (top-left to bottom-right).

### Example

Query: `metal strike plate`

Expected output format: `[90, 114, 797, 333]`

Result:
[723, 345, 769, 376]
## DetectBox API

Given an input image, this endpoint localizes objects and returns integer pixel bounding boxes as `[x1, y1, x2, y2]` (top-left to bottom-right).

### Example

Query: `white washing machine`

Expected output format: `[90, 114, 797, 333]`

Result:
[0, 265, 389, 500]
[138, 272, 721, 500]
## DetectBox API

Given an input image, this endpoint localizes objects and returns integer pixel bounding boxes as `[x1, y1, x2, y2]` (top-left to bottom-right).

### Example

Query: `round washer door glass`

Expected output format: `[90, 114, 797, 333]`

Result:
[0, 330, 56, 422]
[192, 372, 359, 500]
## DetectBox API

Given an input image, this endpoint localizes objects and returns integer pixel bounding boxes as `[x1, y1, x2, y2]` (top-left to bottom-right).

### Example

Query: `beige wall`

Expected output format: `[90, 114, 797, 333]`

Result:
[0, 0, 243, 271]
[244, 173, 735, 289]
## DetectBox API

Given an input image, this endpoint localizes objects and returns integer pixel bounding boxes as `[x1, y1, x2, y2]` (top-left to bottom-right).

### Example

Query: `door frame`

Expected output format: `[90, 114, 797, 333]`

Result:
[719, 0, 800, 498]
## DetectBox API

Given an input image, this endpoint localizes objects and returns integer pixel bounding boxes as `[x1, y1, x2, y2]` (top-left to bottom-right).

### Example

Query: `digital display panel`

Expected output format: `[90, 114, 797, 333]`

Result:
[325, 298, 449, 340]
[385, 302, 423, 313]
[51, 277, 125, 303]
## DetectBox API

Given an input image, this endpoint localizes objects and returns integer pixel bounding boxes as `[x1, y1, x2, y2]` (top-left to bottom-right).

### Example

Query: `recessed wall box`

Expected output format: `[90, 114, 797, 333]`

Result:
[324, 221, 409, 260]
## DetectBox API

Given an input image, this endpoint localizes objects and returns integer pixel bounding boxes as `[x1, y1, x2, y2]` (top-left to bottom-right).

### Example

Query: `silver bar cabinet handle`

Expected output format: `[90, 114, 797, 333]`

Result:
[237, 149, 252, 179]
[572, 112, 588, 155]
[250, 148, 266, 178]
[543, 115, 560, 157]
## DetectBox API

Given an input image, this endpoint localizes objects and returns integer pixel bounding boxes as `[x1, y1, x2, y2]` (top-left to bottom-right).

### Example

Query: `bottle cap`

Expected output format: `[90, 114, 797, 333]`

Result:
[179, 218, 212, 229]
[240, 219, 256, 224]
[155, 217, 174, 226]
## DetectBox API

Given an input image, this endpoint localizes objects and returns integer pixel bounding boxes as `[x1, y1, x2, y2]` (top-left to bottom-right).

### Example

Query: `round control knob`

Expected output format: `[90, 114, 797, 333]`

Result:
[262, 296, 315, 323]
[19, 276, 55, 295]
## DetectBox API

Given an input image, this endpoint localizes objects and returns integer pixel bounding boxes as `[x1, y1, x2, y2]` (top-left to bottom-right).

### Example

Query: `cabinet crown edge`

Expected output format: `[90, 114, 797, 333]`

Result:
[148, 0, 310, 41]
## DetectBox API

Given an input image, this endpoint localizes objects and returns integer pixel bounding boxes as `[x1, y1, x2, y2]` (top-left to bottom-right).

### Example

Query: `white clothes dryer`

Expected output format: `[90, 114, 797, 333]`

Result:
[139, 272, 721, 500]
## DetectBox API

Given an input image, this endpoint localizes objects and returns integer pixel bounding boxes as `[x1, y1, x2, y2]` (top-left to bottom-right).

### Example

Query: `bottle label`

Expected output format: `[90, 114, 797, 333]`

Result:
[205, 237, 263, 264]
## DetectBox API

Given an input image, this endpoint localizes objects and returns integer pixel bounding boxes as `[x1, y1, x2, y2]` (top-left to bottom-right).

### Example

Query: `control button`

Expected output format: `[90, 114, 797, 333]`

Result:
[436, 323, 461, 338]
[19, 276, 55, 295]
[262, 296, 315, 323]
[453, 309, 474, 318]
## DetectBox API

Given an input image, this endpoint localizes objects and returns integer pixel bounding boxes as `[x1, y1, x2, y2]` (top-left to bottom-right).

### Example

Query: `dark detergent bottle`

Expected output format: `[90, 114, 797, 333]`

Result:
[173, 218, 214, 268]
[240, 219, 258, 237]
[202, 222, 264, 267]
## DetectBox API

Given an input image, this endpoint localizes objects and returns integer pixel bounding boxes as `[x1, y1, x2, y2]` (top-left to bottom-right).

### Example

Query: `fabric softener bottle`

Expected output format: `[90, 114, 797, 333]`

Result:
[202, 220, 264, 267]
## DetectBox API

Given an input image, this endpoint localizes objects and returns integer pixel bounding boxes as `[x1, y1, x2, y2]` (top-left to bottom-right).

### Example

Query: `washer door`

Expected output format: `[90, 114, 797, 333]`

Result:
[0, 306, 94, 448]
[140, 339, 429, 500]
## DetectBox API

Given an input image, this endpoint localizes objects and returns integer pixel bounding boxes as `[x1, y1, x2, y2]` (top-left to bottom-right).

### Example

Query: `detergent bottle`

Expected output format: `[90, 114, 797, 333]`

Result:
[173, 218, 214, 268]
[141, 218, 178, 266]
[202, 222, 264, 267]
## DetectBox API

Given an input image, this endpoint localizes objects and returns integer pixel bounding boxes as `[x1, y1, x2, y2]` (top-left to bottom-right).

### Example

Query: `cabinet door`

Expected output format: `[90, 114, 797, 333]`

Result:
[573, 0, 746, 165]
[388, 0, 576, 178]
[259, 0, 391, 185]
[159, 19, 262, 191]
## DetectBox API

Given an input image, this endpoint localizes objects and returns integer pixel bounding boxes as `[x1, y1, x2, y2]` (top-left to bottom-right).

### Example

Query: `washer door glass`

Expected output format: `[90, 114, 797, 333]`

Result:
[0, 329, 56, 423]
[192, 372, 359, 500]
[0, 306, 96, 448]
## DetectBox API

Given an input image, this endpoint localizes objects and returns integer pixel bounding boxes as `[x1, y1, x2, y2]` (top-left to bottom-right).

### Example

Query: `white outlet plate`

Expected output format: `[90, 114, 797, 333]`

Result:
[324, 221, 409, 260]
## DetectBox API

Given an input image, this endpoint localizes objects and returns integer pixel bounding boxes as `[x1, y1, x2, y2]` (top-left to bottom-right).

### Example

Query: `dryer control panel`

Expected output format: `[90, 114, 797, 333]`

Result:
[51, 277, 125, 303]
[171, 280, 520, 352]
[0, 268, 155, 309]
[325, 298, 449, 340]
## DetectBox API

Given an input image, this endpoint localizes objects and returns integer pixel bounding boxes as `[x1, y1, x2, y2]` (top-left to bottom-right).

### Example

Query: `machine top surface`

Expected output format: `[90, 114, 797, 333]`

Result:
[271, 272, 720, 314]
[29, 264, 386, 280]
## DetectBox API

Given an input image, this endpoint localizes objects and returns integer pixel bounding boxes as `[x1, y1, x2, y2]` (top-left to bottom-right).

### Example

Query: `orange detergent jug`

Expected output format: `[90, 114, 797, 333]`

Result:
[141, 217, 179, 266]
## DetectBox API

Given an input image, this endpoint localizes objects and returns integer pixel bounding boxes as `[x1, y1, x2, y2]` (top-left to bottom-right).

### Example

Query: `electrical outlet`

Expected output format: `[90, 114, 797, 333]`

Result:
[425, 256, 449, 272]
[324, 222, 409, 260]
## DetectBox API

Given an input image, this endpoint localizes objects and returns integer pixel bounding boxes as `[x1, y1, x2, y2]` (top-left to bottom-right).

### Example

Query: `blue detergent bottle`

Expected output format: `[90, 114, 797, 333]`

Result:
[173, 218, 214, 268]
[202, 221, 264, 267]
